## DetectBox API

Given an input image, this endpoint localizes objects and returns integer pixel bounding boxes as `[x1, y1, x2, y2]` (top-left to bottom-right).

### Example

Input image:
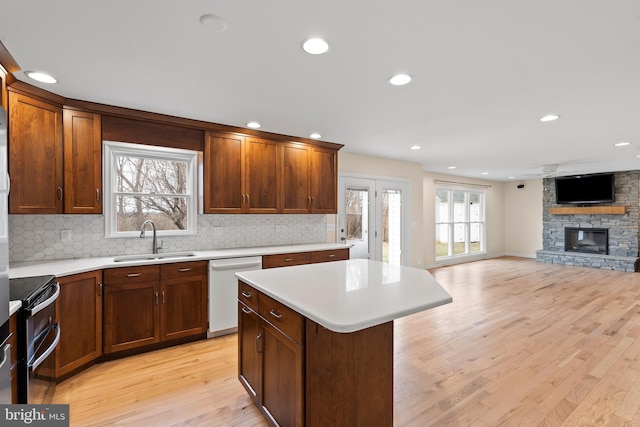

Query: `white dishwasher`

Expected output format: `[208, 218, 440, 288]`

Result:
[208, 256, 262, 338]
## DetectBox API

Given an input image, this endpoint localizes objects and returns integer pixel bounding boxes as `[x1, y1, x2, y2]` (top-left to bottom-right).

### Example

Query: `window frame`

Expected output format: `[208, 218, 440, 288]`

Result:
[435, 187, 486, 259]
[103, 140, 198, 238]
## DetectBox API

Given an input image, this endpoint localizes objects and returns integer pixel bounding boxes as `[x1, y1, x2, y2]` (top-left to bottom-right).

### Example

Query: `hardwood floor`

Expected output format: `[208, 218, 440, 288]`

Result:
[53, 257, 640, 426]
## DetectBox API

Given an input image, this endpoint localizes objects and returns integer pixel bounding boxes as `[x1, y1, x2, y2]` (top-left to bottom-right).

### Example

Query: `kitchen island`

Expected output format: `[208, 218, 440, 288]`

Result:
[236, 259, 452, 427]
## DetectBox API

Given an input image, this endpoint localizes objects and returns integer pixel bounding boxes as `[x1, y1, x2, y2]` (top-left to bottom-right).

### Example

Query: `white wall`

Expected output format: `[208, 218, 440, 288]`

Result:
[337, 151, 425, 267]
[504, 179, 544, 257]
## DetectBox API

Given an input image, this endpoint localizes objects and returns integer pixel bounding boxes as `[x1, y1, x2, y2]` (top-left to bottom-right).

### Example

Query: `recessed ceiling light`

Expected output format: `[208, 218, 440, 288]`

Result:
[539, 114, 560, 122]
[448, 166, 456, 170]
[481, 172, 489, 175]
[410, 145, 421, 150]
[389, 73, 412, 86]
[25, 71, 57, 84]
[302, 38, 329, 55]
[635, 154, 640, 158]
[199, 14, 228, 32]
[309, 133, 322, 139]
[508, 176, 515, 179]
[614, 141, 630, 147]
[246, 121, 261, 129]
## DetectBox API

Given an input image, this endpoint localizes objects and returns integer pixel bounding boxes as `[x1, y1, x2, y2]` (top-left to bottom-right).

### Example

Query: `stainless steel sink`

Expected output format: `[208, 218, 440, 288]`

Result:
[113, 252, 196, 263]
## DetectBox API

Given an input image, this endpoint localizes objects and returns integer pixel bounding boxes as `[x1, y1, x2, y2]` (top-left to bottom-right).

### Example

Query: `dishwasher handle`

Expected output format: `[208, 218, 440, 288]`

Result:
[210, 260, 262, 271]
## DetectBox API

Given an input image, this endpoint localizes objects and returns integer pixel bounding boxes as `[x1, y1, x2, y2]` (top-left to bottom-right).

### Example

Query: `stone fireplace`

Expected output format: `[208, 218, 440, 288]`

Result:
[564, 227, 608, 255]
[536, 171, 640, 272]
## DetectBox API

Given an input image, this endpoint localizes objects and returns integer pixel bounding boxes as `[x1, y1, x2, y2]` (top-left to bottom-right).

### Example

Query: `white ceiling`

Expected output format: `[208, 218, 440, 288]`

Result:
[1, 1, 640, 181]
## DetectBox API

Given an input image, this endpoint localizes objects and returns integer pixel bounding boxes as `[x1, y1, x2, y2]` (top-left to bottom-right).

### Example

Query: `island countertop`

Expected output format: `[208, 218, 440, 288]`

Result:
[236, 259, 453, 333]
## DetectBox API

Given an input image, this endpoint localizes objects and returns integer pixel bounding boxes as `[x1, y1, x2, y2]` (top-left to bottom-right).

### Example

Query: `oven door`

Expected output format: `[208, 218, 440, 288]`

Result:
[24, 282, 60, 404]
[27, 321, 60, 404]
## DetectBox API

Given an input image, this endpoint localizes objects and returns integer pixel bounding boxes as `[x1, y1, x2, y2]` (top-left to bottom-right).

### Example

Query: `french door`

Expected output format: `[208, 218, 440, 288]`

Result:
[337, 176, 410, 265]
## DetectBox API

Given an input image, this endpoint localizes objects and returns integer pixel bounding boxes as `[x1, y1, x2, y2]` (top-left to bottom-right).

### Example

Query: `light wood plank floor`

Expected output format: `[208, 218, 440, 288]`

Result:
[53, 257, 640, 426]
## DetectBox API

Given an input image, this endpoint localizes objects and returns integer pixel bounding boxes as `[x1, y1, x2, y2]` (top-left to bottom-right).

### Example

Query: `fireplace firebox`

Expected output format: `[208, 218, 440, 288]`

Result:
[564, 227, 608, 255]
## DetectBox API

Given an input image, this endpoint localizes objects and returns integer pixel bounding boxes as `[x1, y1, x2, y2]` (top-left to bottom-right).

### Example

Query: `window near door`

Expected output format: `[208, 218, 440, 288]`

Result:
[103, 141, 198, 237]
[435, 188, 485, 258]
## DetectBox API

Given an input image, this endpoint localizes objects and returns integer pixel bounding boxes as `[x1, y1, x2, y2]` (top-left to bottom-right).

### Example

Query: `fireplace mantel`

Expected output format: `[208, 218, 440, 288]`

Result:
[548, 206, 627, 215]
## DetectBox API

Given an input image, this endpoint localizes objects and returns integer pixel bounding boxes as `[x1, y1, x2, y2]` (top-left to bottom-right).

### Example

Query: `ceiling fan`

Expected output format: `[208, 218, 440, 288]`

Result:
[521, 163, 584, 178]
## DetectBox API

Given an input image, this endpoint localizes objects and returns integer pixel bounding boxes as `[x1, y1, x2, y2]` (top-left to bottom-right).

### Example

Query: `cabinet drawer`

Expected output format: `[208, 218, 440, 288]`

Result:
[310, 248, 350, 263]
[160, 261, 208, 280]
[104, 265, 160, 284]
[238, 281, 259, 312]
[262, 252, 311, 269]
[259, 293, 304, 345]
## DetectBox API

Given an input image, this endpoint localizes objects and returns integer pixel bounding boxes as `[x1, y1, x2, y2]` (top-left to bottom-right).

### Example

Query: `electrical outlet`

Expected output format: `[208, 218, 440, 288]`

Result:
[61, 229, 72, 242]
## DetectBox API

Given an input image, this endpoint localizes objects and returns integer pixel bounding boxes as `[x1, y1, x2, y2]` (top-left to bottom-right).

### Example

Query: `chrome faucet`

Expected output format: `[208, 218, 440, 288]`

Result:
[140, 220, 160, 254]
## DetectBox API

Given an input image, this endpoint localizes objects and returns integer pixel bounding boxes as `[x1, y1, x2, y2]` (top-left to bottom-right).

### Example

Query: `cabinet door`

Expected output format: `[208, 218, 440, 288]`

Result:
[8, 91, 63, 213]
[238, 303, 262, 405]
[55, 270, 103, 378]
[63, 109, 102, 214]
[245, 137, 279, 213]
[261, 321, 304, 427]
[310, 147, 338, 213]
[204, 131, 245, 213]
[103, 281, 160, 353]
[281, 143, 311, 214]
[160, 275, 207, 341]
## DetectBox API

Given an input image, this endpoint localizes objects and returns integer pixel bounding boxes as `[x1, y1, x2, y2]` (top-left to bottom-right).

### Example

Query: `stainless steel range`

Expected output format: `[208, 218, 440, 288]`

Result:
[10, 275, 60, 404]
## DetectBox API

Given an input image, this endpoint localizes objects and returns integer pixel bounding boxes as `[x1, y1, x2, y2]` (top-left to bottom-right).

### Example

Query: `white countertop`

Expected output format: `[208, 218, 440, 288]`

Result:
[9, 300, 21, 316]
[236, 259, 453, 333]
[9, 243, 349, 279]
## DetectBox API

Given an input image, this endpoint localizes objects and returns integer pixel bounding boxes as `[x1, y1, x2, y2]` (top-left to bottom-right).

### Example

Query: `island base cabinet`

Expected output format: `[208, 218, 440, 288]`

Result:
[238, 304, 261, 404]
[305, 320, 394, 427]
[261, 321, 304, 427]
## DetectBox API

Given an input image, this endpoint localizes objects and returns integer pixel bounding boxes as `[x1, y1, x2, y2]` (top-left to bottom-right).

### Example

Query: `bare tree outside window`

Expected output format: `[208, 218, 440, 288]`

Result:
[115, 155, 188, 232]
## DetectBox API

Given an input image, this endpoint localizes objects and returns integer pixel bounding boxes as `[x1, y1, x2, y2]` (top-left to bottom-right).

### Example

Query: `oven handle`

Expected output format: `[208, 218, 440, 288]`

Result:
[29, 282, 60, 317]
[30, 323, 60, 371]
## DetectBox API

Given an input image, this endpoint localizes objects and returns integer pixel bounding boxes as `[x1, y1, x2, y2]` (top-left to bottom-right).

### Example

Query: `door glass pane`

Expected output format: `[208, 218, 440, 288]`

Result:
[435, 190, 449, 223]
[453, 190, 466, 222]
[469, 192, 482, 221]
[345, 187, 369, 259]
[382, 189, 402, 265]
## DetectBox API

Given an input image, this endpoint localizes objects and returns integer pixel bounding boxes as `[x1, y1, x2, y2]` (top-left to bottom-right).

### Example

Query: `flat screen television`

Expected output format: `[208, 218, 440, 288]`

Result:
[555, 173, 615, 204]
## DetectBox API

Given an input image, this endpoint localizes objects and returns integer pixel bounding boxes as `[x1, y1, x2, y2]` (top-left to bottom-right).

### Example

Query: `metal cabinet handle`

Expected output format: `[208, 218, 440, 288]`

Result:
[241, 291, 252, 298]
[269, 309, 283, 320]
[241, 306, 252, 314]
[126, 273, 142, 278]
[178, 268, 192, 272]
[283, 258, 293, 262]
[98, 282, 103, 297]
[57, 187, 64, 201]
[96, 189, 100, 202]
[246, 194, 250, 206]
[328, 254, 335, 258]
[155, 291, 159, 305]
[162, 291, 166, 304]
[256, 332, 263, 354]
[310, 196, 314, 205]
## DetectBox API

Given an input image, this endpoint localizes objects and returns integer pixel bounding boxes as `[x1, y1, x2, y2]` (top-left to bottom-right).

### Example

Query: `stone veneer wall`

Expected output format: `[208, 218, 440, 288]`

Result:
[536, 171, 640, 272]
[9, 214, 328, 263]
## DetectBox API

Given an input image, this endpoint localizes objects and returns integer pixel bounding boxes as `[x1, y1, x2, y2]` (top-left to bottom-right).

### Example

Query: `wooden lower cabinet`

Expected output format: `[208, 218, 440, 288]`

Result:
[160, 262, 208, 341]
[55, 271, 103, 379]
[238, 297, 304, 427]
[262, 248, 350, 269]
[103, 262, 207, 355]
[238, 282, 393, 427]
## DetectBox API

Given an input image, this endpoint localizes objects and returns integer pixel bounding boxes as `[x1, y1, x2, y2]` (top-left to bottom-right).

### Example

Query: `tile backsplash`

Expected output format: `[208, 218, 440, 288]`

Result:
[9, 214, 329, 263]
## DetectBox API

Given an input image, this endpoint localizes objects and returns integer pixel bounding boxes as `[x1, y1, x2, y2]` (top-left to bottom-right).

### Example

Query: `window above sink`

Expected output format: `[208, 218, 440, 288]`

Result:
[103, 141, 198, 238]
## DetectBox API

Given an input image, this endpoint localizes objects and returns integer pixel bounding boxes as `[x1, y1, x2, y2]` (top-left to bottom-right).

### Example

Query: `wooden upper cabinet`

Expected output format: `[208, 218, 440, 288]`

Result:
[281, 143, 339, 214]
[245, 136, 279, 213]
[310, 146, 338, 213]
[281, 143, 311, 214]
[204, 132, 280, 214]
[204, 132, 245, 214]
[63, 109, 102, 214]
[8, 91, 63, 214]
